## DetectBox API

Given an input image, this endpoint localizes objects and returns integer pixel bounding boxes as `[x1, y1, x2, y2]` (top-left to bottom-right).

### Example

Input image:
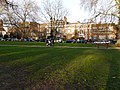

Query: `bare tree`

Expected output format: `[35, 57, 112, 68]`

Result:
[0, 0, 16, 15]
[3, 0, 40, 39]
[39, 0, 69, 39]
[80, 0, 120, 23]
[80, 0, 120, 39]
[40, 0, 69, 21]
[0, 0, 6, 14]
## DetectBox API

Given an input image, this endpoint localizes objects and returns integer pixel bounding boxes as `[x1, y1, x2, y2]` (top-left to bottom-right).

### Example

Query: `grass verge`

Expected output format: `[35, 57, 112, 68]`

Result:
[0, 46, 120, 90]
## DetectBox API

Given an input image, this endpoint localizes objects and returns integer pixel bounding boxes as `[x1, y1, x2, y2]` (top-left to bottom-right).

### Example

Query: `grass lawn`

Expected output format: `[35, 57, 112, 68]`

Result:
[0, 44, 120, 89]
[0, 41, 115, 47]
[0, 41, 46, 46]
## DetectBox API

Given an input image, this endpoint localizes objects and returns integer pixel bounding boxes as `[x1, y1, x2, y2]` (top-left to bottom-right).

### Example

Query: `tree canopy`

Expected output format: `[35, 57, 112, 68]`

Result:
[80, 0, 120, 23]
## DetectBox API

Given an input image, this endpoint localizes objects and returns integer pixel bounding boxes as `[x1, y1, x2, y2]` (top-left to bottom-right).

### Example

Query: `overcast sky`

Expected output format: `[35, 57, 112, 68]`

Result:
[35, 0, 89, 23]
[63, 0, 89, 22]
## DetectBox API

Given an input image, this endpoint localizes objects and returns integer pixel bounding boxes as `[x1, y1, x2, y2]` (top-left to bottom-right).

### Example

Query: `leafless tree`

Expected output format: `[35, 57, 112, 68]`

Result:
[3, 0, 40, 39]
[80, 0, 120, 23]
[40, 0, 69, 21]
[0, 0, 6, 14]
[80, 0, 120, 39]
[0, 0, 15, 15]
[39, 0, 69, 38]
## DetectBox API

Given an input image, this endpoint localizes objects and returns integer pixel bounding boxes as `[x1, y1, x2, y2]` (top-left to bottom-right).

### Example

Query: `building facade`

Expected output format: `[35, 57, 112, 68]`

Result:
[46, 16, 67, 39]
[0, 19, 6, 37]
[91, 23, 116, 40]
[6, 17, 117, 41]
[64, 21, 117, 40]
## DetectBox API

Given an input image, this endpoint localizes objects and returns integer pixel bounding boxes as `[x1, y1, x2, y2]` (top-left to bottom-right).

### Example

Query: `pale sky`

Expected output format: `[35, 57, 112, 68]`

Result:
[35, 0, 89, 23]
[63, 0, 89, 22]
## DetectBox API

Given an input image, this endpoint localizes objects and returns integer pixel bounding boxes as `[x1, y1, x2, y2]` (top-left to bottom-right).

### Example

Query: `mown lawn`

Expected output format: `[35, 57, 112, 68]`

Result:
[0, 41, 97, 47]
[0, 46, 120, 90]
[0, 41, 46, 46]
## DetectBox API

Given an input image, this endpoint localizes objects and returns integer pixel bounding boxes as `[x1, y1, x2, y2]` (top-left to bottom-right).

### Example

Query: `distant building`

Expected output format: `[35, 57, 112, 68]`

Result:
[64, 22, 78, 39]
[91, 23, 116, 40]
[7, 22, 40, 39]
[0, 19, 6, 36]
[64, 21, 117, 40]
[6, 16, 117, 40]
[47, 16, 67, 39]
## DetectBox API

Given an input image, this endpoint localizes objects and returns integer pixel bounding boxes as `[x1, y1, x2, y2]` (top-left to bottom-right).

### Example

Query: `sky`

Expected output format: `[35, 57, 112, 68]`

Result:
[63, 0, 89, 22]
[35, 0, 89, 23]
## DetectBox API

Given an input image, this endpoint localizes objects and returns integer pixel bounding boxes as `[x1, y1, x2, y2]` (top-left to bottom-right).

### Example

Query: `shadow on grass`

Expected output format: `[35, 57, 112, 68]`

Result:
[0, 47, 88, 90]
[34, 49, 109, 90]
[106, 50, 120, 90]
[0, 47, 52, 64]
[1, 46, 120, 90]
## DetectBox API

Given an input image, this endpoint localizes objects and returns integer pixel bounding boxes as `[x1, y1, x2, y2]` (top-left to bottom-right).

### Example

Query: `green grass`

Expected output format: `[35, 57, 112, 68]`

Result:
[0, 41, 46, 46]
[0, 41, 111, 47]
[0, 45, 120, 90]
[55, 42, 97, 47]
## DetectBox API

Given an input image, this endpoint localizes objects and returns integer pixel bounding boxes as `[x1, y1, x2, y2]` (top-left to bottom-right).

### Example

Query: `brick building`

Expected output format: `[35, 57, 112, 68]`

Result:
[0, 19, 6, 37]
[6, 17, 117, 41]
[64, 21, 116, 40]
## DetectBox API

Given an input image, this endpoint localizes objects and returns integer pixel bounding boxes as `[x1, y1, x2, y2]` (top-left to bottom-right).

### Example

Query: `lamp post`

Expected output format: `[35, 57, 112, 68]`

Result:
[50, 17, 54, 46]
[50, 17, 53, 38]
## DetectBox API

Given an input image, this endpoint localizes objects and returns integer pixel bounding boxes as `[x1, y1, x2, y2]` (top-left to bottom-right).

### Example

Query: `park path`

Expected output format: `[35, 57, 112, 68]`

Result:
[0, 44, 120, 49]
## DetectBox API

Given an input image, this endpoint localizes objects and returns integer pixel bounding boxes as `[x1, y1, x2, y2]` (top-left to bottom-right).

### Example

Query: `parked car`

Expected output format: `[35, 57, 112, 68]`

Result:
[76, 39, 85, 43]
[0, 37, 4, 41]
[10, 38, 18, 41]
[66, 40, 76, 43]
[94, 40, 111, 44]
[35, 38, 46, 42]
[54, 38, 63, 43]
[109, 39, 117, 44]
[26, 38, 35, 42]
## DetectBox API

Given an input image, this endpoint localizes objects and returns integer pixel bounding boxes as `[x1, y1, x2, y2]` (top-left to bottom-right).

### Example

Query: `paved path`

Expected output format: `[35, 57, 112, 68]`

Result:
[0, 45, 120, 49]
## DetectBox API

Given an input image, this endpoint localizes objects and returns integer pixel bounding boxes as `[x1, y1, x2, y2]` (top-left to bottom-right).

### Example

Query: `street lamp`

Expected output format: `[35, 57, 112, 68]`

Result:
[50, 17, 53, 38]
[49, 17, 54, 46]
